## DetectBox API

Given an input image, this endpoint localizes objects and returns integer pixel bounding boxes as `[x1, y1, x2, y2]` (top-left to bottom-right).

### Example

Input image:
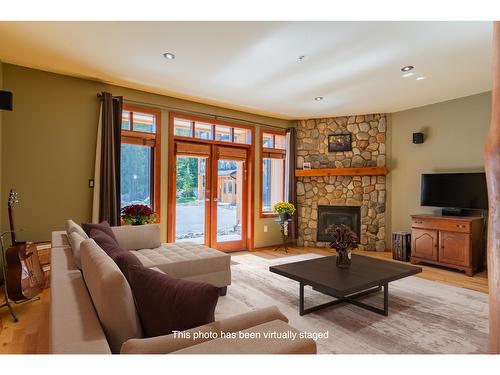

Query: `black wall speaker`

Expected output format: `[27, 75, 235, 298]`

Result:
[0, 90, 13, 111]
[412, 132, 424, 144]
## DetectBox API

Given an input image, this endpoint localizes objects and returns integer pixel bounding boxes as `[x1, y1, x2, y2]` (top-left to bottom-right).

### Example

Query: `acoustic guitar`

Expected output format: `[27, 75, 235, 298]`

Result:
[4, 189, 44, 302]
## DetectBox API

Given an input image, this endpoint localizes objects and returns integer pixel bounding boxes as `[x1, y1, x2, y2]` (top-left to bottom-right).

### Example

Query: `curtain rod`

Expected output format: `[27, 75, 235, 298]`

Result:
[97, 93, 121, 100]
[120, 97, 292, 131]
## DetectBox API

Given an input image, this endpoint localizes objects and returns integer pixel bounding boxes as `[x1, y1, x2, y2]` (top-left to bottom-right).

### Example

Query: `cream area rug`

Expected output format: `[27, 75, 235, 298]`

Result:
[215, 253, 488, 354]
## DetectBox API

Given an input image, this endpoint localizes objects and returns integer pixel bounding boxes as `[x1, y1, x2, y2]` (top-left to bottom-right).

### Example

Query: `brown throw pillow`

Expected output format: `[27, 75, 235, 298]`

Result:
[113, 251, 143, 281]
[128, 266, 219, 337]
[82, 221, 117, 241]
[89, 229, 124, 259]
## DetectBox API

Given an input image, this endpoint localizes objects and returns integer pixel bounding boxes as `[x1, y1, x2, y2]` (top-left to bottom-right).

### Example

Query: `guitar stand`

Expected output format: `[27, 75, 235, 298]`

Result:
[0, 292, 41, 323]
[0, 297, 18, 322]
[15, 296, 41, 305]
[1, 249, 19, 322]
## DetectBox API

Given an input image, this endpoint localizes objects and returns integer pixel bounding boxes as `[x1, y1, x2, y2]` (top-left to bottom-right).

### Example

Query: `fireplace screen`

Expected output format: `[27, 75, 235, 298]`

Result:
[317, 206, 361, 242]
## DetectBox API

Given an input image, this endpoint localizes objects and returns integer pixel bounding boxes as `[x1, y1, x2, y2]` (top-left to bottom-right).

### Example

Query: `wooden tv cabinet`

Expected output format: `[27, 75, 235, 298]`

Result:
[410, 214, 485, 276]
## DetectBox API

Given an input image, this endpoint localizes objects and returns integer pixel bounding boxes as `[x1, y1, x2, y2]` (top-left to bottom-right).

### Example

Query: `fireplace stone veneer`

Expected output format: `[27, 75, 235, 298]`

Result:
[296, 114, 387, 251]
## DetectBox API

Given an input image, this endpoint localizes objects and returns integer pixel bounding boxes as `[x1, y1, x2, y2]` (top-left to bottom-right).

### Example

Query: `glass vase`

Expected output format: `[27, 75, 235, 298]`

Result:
[336, 249, 351, 268]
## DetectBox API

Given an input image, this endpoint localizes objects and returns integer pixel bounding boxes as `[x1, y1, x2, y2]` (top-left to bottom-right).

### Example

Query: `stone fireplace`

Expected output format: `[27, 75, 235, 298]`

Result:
[296, 114, 387, 251]
[317, 206, 361, 242]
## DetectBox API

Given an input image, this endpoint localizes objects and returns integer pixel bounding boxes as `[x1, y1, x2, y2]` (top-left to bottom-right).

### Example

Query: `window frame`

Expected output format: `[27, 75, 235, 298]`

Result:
[171, 113, 253, 146]
[120, 104, 161, 222]
[259, 129, 286, 218]
[167, 112, 256, 251]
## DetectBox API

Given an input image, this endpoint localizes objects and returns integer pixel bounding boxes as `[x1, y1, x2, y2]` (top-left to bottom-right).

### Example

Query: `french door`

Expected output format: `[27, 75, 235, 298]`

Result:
[170, 140, 249, 251]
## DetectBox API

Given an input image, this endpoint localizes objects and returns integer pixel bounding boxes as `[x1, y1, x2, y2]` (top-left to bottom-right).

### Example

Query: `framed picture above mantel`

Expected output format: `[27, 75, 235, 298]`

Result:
[328, 133, 352, 152]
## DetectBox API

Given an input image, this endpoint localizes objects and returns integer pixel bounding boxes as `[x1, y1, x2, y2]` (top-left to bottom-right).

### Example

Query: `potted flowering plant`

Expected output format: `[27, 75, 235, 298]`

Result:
[328, 224, 358, 268]
[273, 202, 296, 222]
[121, 204, 156, 225]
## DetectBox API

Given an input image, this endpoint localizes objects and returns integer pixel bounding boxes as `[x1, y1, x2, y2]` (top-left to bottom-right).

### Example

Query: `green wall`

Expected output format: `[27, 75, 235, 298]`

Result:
[1, 64, 292, 247]
[388, 92, 491, 233]
[2, 63, 491, 250]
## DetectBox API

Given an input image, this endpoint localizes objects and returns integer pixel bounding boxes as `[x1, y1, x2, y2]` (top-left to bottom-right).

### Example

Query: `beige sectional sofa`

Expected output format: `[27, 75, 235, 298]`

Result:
[50, 222, 317, 354]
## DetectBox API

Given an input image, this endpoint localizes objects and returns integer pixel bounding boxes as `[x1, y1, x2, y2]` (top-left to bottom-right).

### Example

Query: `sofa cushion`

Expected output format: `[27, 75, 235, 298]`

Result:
[133, 242, 231, 280]
[111, 224, 161, 250]
[67, 231, 85, 269]
[50, 246, 111, 354]
[82, 221, 117, 242]
[80, 239, 143, 353]
[89, 229, 124, 259]
[113, 251, 143, 281]
[128, 266, 219, 338]
[65, 219, 88, 239]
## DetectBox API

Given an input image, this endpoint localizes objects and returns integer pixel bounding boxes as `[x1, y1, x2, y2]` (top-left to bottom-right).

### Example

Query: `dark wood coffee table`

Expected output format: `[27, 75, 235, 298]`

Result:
[269, 254, 422, 316]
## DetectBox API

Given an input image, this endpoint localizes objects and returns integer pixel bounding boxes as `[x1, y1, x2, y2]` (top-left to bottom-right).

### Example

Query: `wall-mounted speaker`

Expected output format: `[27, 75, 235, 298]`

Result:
[0, 90, 13, 111]
[412, 132, 424, 144]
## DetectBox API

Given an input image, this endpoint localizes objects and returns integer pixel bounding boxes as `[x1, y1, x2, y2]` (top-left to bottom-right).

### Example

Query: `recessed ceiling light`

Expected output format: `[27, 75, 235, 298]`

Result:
[163, 52, 175, 60]
[416, 76, 426, 81]
[401, 65, 414, 72]
[402, 72, 414, 78]
[298, 55, 305, 61]
[314, 96, 324, 101]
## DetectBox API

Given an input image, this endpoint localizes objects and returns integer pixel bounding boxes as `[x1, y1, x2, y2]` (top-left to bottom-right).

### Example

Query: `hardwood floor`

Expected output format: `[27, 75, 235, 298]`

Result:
[0, 288, 50, 354]
[0, 247, 488, 354]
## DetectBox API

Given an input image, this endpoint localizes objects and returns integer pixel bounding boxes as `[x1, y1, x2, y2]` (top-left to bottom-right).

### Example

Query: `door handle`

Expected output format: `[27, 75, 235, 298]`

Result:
[214, 198, 218, 202]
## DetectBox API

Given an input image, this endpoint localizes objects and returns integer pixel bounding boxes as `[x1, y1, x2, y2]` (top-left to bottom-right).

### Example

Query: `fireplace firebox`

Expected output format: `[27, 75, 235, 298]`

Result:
[317, 206, 361, 242]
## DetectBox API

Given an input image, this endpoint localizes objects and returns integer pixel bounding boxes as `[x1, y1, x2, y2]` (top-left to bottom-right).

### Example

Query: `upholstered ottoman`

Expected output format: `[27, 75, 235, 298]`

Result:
[56, 223, 232, 296]
[132, 242, 231, 295]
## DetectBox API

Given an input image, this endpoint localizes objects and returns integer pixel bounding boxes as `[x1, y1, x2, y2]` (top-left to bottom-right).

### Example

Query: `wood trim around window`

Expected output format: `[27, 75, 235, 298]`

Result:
[259, 128, 287, 218]
[167, 112, 255, 251]
[121, 104, 161, 223]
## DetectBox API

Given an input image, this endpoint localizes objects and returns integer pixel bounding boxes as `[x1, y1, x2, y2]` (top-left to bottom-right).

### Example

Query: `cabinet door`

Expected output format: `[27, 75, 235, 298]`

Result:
[439, 231, 470, 267]
[411, 229, 438, 261]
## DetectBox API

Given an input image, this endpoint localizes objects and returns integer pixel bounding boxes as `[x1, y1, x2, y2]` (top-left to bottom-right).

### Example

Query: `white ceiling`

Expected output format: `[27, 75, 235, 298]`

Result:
[0, 21, 493, 119]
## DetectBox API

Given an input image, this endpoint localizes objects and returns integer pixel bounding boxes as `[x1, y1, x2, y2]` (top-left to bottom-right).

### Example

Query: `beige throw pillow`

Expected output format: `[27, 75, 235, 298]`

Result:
[80, 239, 143, 353]
[65, 219, 89, 239]
[67, 231, 85, 269]
[111, 224, 161, 250]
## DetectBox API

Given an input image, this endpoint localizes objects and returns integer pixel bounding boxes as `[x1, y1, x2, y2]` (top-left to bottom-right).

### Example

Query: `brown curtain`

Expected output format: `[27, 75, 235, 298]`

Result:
[285, 127, 298, 239]
[98, 92, 122, 225]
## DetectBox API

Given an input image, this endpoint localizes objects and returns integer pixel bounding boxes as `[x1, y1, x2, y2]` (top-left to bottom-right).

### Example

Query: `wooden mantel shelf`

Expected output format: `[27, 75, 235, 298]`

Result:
[295, 166, 388, 177]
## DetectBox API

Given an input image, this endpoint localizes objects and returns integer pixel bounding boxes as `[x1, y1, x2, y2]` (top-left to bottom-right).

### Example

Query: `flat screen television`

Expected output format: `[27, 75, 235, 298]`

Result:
[420, 172, 488, 209]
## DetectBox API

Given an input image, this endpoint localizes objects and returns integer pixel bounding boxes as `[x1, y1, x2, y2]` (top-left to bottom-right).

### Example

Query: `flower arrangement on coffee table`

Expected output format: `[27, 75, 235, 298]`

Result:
[328, 224, 359, 268]
[121, 204, 156, 225]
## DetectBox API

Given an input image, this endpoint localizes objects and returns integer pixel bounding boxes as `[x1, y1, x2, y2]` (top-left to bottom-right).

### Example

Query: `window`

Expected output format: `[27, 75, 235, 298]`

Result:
[260, 131, 286, 216]
[233, 127, 251, 144]
[171, 115, 252, 145]
[173, 118, 192, 137]
[120, 106, 161, 218]
[194, 121, 212, 139]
